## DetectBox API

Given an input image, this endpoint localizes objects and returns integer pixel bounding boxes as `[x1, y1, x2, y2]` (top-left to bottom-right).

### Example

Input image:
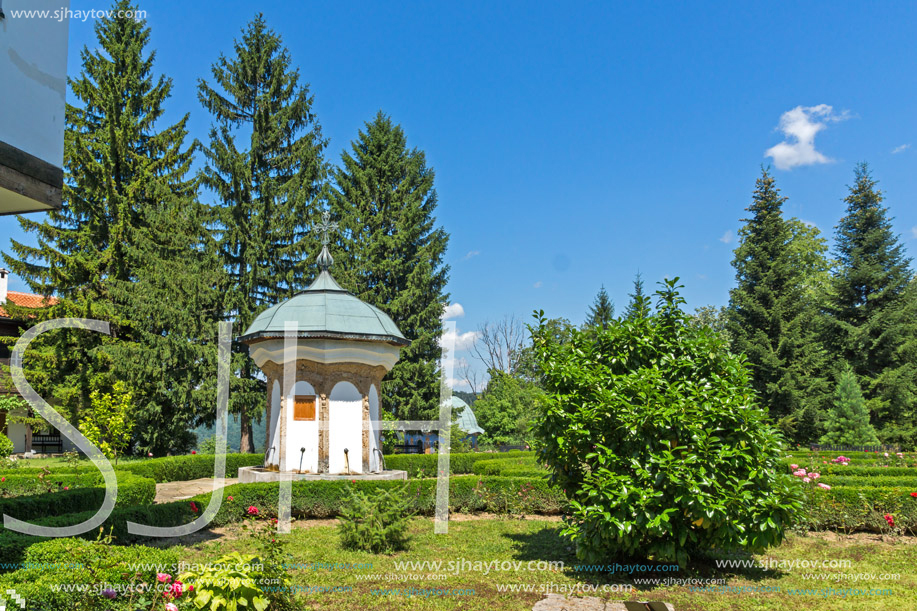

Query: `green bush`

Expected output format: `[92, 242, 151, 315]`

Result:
[472, 457, 541, 476]
[798, 486, 917, 534]
[817, 476, 917, 488]
[0, 435, 13, 458]
[530, 280, 802, 567]
[0, 536, 180, 610]
[383, 450, 534, 477]
[338, 483, 415, 553]
[0, 472, 155, 520]
[3, 452, 265, 483]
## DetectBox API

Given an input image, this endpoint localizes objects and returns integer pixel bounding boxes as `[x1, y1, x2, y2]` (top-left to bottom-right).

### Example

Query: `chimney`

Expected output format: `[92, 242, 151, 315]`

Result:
[0, 269, 8, 303]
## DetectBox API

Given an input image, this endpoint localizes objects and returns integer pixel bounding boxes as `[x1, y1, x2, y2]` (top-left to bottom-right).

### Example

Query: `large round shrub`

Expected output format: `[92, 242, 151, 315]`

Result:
[530, 279, 802, 566]
[0, 434, 14, 458]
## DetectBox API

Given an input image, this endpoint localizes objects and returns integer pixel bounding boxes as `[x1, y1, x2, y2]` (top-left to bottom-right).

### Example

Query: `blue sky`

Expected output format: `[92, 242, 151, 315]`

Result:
[2, 0, 917, 388]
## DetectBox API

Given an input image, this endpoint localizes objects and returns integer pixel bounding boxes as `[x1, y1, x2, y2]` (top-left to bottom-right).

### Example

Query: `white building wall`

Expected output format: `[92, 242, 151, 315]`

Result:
[329, 381, 363, 474]
[0, 0, 71, 165]
[285, 380, 318, 473]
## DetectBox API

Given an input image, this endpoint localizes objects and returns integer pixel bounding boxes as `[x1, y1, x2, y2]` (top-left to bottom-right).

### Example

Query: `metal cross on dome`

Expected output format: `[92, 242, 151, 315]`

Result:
[315, 210, 339, 246]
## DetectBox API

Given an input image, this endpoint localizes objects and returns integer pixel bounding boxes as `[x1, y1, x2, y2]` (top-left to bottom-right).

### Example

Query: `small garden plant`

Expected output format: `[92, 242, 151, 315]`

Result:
[338, 482, 415, 553]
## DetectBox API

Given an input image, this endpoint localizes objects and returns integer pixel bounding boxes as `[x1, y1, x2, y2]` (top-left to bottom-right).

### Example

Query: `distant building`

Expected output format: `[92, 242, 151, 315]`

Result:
[0, 0, 71, 215]
[0, 269, 74, 453]
[404, 396, 485, 451]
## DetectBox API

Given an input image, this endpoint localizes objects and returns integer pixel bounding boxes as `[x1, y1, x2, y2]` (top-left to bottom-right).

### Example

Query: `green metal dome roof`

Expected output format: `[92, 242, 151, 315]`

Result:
[452, 396, 485, 435]
[238, 270, 408, 346]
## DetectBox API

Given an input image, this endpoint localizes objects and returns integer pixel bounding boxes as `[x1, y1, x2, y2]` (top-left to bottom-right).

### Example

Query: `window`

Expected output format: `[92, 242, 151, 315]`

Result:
[293, 395, 316, 421]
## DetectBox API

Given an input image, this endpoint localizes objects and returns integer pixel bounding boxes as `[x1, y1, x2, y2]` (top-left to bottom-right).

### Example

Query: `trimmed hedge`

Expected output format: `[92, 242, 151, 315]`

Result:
[0, 475, 562, 568]
[799, 486, 917, 534]
[472, 457, 541, 476]
[383, 450, 535, 477]
[0, 453, 265, 483]
[818, 476, 917, 488]
[0, 472, 155, 521]
[0, 537, 181, 610]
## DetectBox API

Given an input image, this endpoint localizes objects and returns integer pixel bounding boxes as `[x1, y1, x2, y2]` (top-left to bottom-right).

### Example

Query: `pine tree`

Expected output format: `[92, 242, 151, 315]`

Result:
[819, 365, 880, 446]
[330, 112, 449, 421]
[623, 272, 652, 320]
[198, 14, 327, 452]
[825, 163, 917, 444]
[585, 286, 615, 329]
[3, 1, 220, 453]
[726, 169, 829, 442]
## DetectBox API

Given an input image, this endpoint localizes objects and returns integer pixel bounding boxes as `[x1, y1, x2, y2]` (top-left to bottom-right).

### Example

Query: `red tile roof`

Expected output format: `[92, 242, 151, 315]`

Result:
[0, 291, 58, 319]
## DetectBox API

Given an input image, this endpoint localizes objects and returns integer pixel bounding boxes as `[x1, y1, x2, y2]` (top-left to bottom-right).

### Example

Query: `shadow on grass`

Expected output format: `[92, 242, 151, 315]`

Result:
[503, 526, 786, 591]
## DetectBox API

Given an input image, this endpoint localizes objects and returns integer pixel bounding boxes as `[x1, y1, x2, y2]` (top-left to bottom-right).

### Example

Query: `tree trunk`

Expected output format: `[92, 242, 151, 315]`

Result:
[239, 413, 254, 454]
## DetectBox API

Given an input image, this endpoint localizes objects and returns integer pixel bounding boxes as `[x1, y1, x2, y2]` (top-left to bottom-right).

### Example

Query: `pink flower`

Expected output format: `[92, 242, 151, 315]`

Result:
[247, 505, 259, 515]
[63, 486, 69, 490]
[792, 469, 807, 477]
[802, 477, 811, 483]
[165, 604, 178, 611]
[884, 452, 889, 457]
[790, 464, 799, 470]
[148, 452, 153, 457]
[884, 514, 895, 527]
[1, 477, 4, 482]
[227, 495, 234, 501]
[170, 580, 183, 598]
[191, 450, 197, 455]
[810, 473, 820, 479]
[157, 573, 171, 583]
[190, 501, 198, 512]
[910, 492, 917, 498]
[817, 483, 831, 490]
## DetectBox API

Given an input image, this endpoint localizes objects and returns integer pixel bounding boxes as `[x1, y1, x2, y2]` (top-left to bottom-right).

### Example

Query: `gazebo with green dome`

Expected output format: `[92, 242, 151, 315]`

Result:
[237, 212, 409, 480]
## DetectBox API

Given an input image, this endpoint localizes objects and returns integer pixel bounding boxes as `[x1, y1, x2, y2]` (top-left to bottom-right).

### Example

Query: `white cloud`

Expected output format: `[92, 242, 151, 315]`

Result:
[892, 144, 911, 154]
[911, 226, 917, 239]
[765, 104, 849, 170]
[463, 250, 480, 260]
[533, 280, 543, 288]
[442, 303, 465, 320]
[719, 230, 734, 244]
[440, 328, 479, 351]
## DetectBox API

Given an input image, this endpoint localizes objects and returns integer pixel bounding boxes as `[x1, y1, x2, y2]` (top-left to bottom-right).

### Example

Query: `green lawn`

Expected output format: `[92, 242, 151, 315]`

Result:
[168, 517, 917, 611]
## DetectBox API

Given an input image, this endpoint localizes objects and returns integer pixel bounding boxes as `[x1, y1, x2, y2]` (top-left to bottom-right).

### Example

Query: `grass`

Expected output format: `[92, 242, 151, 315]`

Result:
[163, 517, 917, 610]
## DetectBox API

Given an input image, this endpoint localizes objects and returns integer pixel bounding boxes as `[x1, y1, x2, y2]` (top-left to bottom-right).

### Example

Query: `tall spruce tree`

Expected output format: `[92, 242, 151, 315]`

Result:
[726, 169, 829, 442]
[3, 1, 221, 454]
[825, 163, 917, 444]
[585, 286, 615, 329]
[330, 112, 449, 421]
[623, 272, 652, 320]
[819, 365, 880, 446]
[198, 14, 327, 452]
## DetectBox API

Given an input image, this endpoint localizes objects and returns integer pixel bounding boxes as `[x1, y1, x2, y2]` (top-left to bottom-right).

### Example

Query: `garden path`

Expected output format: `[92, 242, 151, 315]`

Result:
[154, 477, 238, 503]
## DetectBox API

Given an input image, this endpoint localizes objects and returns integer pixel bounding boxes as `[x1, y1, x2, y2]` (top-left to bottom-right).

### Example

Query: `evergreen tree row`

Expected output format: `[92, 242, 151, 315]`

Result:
[2, 2, 449, 454]
[726, 166, 917, 447]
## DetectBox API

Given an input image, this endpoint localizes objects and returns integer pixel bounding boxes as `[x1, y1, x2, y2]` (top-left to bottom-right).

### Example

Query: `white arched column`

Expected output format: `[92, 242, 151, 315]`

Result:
[369, 384, 381, 472]
[329, 381, 363, 474]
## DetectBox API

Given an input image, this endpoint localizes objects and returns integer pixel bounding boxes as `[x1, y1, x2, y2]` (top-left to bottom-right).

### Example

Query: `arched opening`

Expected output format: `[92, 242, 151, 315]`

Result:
[329, 381, 363, 474]
[286, 380, 317, 472]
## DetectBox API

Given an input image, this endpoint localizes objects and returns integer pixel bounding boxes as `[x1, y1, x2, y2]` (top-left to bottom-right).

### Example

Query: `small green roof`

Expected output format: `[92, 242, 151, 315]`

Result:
[452, 396, 485, 435]
[238, 270, 408, 346]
